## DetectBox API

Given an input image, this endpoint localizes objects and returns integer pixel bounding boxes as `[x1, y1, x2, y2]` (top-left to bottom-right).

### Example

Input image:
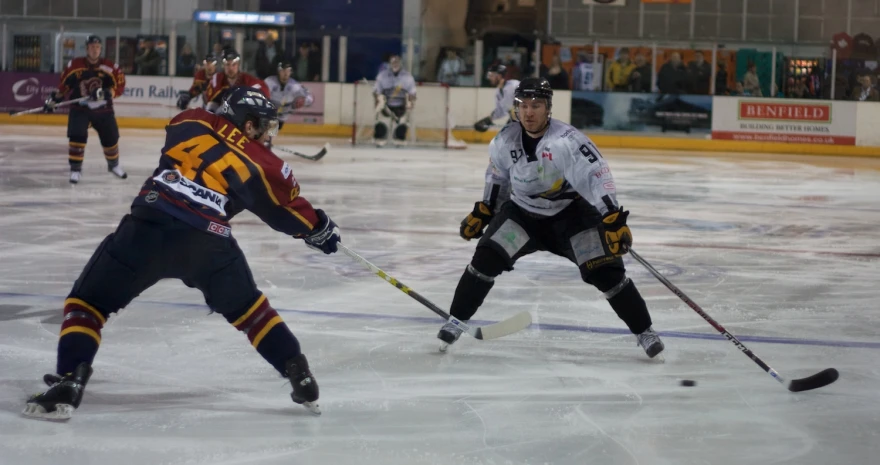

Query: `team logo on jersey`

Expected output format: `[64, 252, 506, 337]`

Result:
[162, 171, 181, 184]
[280, 162, 291, 180]
[542, 151, 552, 160]
[145, 190, 159, 203]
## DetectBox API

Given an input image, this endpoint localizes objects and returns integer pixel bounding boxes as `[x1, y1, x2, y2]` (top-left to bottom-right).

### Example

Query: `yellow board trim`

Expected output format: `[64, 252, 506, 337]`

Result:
[60, 326, 101, 345]
[64, 297, 106, 324]
[251, 315, 283, 348]
[231, 294, 267, 328]
[2, 114, 879, 157]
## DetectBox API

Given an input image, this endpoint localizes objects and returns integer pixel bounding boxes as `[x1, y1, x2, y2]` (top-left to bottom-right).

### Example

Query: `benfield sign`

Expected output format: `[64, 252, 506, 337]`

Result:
[712, 97, 856, 145]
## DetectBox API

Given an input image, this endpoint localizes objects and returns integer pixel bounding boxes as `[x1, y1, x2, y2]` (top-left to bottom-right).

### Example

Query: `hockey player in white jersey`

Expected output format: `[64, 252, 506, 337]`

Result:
[439, 77, 665, 358]
[473, 64, 520, 132]
[373, 54, 417, 147]
[264, 60, 314, 147]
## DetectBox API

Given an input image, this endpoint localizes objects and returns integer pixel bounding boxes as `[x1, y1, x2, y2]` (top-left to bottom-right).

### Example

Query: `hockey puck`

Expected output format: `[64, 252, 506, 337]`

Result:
[680, 380, 696, 387]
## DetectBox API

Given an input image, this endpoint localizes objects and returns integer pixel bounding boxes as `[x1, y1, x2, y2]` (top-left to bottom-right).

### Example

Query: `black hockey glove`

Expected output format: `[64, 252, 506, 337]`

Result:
[460, 201, 493, 240]
[177, 90, 192, 110]
[601, 207, 632, 255]
[304, 209, 341, 254]
[43, 91, 62, 113]
[474, 117, 493, 133]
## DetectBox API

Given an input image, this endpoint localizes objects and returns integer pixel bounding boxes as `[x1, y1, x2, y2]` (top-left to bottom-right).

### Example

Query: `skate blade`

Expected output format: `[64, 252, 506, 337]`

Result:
[22, 403, 74, 421]
[301, 401, 321, 416]
[438, 342, 450, 353]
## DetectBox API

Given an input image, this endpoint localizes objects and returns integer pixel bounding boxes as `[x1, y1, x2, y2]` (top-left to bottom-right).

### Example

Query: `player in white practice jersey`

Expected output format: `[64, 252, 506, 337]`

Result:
[439, 77, 665, 358]
[373, 54, 417, 147]
[474, 64, 520, 132]
[264, 60, 314, 147]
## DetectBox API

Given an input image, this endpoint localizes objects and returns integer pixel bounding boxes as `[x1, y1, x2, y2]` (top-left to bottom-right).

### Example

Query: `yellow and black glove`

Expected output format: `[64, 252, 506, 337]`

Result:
[601, 207, 632, 255]
[460, 201, 493, 240]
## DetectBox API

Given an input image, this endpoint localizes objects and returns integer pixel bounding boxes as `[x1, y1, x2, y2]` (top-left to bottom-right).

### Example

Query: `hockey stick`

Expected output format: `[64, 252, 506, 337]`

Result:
[339, 243, 532, 340]
[628, 248, 839, 392]
[9, 96, 92, 116]
[274, 143, 330, 161]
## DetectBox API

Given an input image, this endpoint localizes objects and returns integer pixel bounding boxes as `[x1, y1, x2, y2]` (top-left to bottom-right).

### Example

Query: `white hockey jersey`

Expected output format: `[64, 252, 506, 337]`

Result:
[490, 79, 520, 121]
[483, 119, 618, 217]
[374, 68, 417, 109]
[264, 75, 314, 121]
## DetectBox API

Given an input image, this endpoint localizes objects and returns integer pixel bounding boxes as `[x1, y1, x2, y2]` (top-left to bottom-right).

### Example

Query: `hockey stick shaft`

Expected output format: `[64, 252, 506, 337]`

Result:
[628, 249, 787, 386]
[11, 96, 91, 116]
[338, 244, 532, 340]
[275, 143, 329, 161]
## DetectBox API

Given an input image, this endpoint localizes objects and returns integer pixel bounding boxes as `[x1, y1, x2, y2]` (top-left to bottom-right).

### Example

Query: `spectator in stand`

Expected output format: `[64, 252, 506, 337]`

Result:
[571, 52, 593, 90]
[687, 51, 711, 94]
[729, 81, 750, 96]
[605, 48, 634, 92]
[254, 33, 286, 80]
[742, 62, 762, 97]
[851, 71, 880, 101]
[787, 77, 811, 99]
[503, 56, 521, 80]
[628, 53, 652, 92]
[715, 61, 729, 95]
[437, 48, 466, 86]
[177, 43, 197, 77]
[135, 38, 161, 76]
[657, 52, 687, 95]
[293, 41, 321, 82]
[540, 54, 570, 90]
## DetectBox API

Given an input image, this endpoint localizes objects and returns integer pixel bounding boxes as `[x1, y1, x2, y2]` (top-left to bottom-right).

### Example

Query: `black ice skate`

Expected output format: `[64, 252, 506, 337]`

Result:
[23, 363, 92, 421]
[285, 354, 320, 415]
[636, 326, 665, 359]
[437, 320, 466, 353]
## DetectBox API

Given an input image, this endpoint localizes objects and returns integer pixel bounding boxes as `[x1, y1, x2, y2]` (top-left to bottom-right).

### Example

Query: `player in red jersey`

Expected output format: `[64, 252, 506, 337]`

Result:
[176, 53, 219, 110]
[203, 50, 270, 112]
[44, 35, 127, 184]
[23, 87, 339, 420]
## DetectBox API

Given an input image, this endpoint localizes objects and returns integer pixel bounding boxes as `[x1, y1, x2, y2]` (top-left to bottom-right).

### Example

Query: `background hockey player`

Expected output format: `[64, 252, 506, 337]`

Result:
[473, 64, 520, 133]
[23, 87, 341, 420]
[439, 77, 664, 359]
[264, 60, 314, 146]
[373, 54, 416, 147]
[176, 53, 218, 110]
[203, 50, 270, 112]
[44, 35, 127, 184]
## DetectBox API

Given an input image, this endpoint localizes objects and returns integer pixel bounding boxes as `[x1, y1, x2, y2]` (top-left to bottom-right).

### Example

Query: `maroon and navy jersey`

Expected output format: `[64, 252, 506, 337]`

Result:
[132, 109, 318, 238]
[189, 68, 213, 97]
[58, 57, 125, 111]
[204, 72, 269, 104]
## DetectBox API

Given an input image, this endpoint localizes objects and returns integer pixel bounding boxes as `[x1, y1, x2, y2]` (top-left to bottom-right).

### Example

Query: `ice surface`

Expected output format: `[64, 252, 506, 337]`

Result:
[1, 126, 879, 465]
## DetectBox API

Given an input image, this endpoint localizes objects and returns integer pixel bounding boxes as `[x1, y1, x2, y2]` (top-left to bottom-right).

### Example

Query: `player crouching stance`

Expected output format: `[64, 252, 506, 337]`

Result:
[23, 87, 340, 420]
[373, 54, 416, 147]
[437, 77, 664, 359]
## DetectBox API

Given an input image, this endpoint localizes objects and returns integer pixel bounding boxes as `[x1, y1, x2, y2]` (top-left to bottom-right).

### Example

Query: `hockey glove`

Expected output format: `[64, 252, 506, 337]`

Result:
[43, 91, 62, 113]
[88, 88, 105, 101]
[460, 201, 493, 240]
[304, 209, 341, 254]
[176, 90, 192, 110]
[600, 207, 632, 255]
[474, 116, 493, 132]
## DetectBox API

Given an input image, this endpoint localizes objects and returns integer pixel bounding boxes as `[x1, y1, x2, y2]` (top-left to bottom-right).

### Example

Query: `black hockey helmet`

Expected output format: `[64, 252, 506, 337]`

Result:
[222, 50, 241, 64]
[86, 35, 102, 46]
[220, 87, 279, 139]
[277, 60, 293, 71]
[204, 53, 218, 65]
[515, 77, 553, 107]
[486, 63, 507, 76]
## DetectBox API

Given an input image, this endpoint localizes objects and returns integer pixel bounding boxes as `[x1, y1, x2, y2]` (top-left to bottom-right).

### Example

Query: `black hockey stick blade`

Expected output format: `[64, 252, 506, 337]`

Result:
[788, 368, 839, 392]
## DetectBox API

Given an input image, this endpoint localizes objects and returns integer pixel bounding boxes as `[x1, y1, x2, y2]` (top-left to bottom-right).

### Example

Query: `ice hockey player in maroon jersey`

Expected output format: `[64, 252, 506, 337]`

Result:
[203, 50, 270, 112]
[176, 53, 219, 110]
[44, 35, 127, 184]
[23, 87, 340, 420]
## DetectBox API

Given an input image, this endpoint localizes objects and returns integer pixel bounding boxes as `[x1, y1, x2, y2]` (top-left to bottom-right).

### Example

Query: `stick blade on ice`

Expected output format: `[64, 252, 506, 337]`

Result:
[475, 311, 532, 340]
[787, 368, 839, 392]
